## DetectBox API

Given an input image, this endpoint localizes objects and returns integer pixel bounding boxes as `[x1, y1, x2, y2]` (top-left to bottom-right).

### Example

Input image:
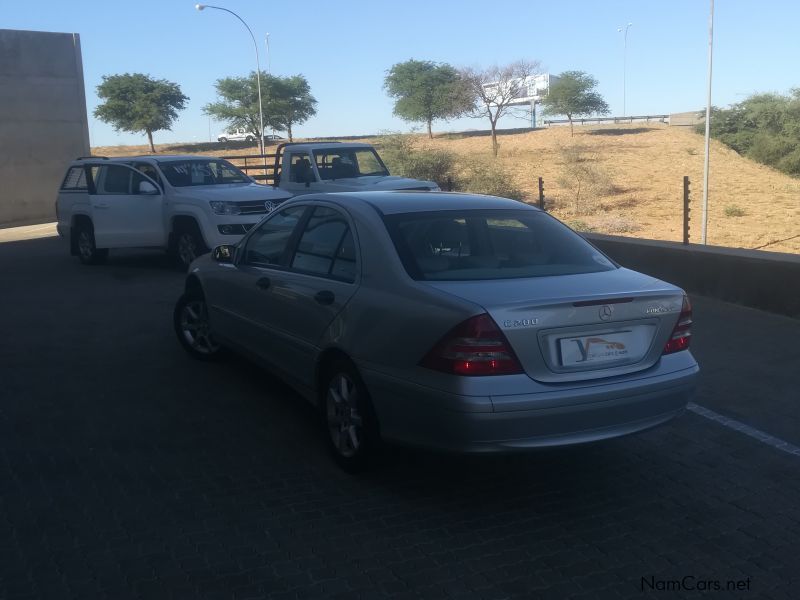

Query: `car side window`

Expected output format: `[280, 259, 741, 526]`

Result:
[290, 207, 357, 283]
[133, 163, 163, 189]
[97, 165, 132, 195]
[242, 206, 307, 267]
[61, 166, 88, 191]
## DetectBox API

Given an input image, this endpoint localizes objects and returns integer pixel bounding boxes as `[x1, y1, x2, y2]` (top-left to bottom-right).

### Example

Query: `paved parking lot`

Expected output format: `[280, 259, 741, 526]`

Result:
[1, 233, 799, 599]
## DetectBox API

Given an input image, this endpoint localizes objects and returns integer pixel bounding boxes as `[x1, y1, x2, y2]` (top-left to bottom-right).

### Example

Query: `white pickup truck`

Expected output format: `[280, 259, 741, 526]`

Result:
[217, 128, 256, 143]
[269, 142, 439, 195]
[56, 155, 292, 267]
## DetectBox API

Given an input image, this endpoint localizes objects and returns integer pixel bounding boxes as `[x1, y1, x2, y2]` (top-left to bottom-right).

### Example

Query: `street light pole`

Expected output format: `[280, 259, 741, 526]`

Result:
[195, 4, 265, 156]
[265, 33, 276, 138]
[701, 0, 714, 245]
[265, 33, 271, 74]
[617, 23, 633, 117]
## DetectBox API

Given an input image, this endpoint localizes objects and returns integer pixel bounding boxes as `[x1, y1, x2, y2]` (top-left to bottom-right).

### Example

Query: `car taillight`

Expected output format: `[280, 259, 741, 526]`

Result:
[663, 295, 692, 354]
[420, 313, 523, 376]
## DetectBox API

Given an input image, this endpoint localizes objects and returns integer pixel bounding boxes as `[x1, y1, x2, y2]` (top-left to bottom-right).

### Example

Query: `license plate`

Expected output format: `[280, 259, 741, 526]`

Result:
[559, 331, 632, 366]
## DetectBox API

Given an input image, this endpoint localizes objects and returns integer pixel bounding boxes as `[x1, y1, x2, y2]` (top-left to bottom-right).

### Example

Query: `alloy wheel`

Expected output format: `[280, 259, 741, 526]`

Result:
[326, 373, 363, 458]
[177, 232, 197, 266]
[78, 230, 93, 261]
[179, 299, 219, 355]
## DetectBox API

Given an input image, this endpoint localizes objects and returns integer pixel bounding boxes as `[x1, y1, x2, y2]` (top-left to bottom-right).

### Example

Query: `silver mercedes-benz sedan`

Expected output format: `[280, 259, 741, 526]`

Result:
[174, 191, 699, 470]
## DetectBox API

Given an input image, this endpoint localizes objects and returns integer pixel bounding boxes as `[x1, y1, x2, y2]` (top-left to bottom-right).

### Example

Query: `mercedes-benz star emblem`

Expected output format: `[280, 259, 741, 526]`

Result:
[264, 200, 276, 212]
[599, 305, 614, 321]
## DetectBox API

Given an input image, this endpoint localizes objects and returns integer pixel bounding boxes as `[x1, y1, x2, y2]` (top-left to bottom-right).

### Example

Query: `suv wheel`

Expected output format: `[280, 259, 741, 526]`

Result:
[172, 222, 208, 269]
[245, 135, 254, 142]
[74, 223, 108, 265]
[173, 292, 222, 360]
[322, 360, 380, 472]
[218, 137, 228, 143]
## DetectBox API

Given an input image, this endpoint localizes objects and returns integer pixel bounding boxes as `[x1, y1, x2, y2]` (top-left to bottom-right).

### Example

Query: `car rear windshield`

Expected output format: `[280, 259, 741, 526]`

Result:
[158, 159, 250, 187]
[384, 209, 617, 281]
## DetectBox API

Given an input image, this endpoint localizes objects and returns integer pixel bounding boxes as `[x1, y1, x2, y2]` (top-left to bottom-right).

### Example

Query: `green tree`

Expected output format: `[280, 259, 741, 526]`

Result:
[384, 60, 473, 139]
[541, 71, 610, 137]
[204, 72, 316, 144]
[701, 90, 800, 176]
[268, 75, 317, 142]
[203, 71, 271, 146]
[460, 60, 542, 156]
[94, 73, 188, 153]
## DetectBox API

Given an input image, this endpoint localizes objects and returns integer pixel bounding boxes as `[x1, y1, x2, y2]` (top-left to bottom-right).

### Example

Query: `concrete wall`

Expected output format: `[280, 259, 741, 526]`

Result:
[585, 233, 800, 318]
[0, 29, 90, 227]
[669, 111, 704, 127]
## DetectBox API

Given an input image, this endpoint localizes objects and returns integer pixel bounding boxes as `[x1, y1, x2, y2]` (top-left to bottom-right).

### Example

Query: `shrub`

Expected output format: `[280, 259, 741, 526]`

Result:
[564, 219, 595, 232]
[593, 215, 641, 234]
[556, 144, 617, 214]
[747, 133, 794, 166]
[724, 204, 746, 217]
[703, 90, 800, 176]
[777, 147, 800, 176]
[376, 133, 458, 189]
[375, 132, 526, 198]
[460, 160, 525, 200]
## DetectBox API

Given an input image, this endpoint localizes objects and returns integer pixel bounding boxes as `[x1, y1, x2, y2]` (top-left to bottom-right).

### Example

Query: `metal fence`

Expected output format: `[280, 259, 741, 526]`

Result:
[536, 175, 693, 244]
[225, 153, 278, 185]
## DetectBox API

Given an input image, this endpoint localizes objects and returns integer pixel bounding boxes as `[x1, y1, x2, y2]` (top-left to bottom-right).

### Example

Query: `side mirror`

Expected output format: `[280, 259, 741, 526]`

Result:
[212, 245, 235, 263]
[139, 180, 159, 195]
[303, 168, 314, 188]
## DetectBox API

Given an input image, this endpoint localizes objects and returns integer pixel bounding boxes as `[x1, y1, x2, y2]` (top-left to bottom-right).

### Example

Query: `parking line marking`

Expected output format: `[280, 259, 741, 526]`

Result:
[688, 402, 800, 457]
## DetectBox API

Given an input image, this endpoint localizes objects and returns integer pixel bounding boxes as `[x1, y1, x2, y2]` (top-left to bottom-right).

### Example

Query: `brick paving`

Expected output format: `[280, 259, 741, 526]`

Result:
[1, 237, 798, 599]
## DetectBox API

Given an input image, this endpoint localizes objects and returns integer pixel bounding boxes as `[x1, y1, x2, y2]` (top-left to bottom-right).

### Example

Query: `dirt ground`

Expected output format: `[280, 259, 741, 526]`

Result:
[93, 124, 800, 254]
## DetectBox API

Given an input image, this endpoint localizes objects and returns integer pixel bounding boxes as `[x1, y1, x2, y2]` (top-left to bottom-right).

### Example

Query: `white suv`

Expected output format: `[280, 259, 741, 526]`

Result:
[55, 155, 293, 268]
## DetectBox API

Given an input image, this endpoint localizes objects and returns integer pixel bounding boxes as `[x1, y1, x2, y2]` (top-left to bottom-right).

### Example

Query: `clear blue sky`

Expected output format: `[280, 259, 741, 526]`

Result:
[6, 0, 800, 146]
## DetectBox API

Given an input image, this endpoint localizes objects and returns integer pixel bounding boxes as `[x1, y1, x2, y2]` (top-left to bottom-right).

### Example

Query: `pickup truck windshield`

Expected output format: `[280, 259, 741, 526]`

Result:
[159, 159, 250, 187]
[312, 148, 389, 180]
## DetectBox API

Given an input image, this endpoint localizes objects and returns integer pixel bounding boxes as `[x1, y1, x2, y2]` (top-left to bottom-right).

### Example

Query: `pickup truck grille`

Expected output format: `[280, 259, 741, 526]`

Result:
[237, 199, 284, 215]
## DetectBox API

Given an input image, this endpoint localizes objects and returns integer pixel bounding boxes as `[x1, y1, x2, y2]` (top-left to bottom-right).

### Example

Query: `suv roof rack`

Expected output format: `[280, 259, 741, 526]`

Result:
[76, 155, 109, 160]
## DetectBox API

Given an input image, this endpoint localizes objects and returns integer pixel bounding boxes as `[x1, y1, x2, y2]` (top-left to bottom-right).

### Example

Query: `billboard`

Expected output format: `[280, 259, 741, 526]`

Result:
[482, 73, 559, 107]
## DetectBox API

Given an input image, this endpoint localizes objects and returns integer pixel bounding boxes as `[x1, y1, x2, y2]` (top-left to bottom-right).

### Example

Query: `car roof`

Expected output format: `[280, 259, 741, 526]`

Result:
[113, 155, 222, 162]
[299, 191, 540, 215]
[282, 142, 373, 152]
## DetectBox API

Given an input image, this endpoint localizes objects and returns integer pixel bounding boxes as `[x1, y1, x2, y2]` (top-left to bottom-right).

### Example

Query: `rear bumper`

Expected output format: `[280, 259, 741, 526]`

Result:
[360, 361, 698, 453]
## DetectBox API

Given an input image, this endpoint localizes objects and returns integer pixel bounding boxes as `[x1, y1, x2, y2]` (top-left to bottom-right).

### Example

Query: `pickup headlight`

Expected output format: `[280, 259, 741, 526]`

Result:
[209, 201, 241, 215]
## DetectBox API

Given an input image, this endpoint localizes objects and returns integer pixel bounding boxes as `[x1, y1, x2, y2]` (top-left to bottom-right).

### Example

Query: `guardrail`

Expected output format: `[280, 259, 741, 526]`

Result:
[543, 115, 669, 126]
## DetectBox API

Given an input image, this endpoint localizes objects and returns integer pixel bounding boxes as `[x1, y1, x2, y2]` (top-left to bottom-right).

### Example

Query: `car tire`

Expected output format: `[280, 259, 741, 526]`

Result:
[321, 359, 381, 472]
[173, 292, 224, 361]
[171, 221, 208, 269]
[73, 223, 108, 265]
[218, 137, 228, 143]
[245, 135, 254, 142]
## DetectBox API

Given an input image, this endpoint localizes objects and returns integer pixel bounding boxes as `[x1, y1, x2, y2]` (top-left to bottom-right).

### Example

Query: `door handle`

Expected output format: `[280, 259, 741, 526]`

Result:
[314, 290, 335, 305]
[93, 203, 110, 209]
[256, 277, 271, 290]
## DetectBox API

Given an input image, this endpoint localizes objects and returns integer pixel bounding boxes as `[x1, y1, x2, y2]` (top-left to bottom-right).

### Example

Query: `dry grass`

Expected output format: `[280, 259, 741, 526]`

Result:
[93, 123, 800, 254]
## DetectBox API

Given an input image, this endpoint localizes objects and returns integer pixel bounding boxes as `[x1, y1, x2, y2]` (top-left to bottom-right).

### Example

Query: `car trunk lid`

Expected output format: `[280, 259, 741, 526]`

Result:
[425, 268, 685, 383]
